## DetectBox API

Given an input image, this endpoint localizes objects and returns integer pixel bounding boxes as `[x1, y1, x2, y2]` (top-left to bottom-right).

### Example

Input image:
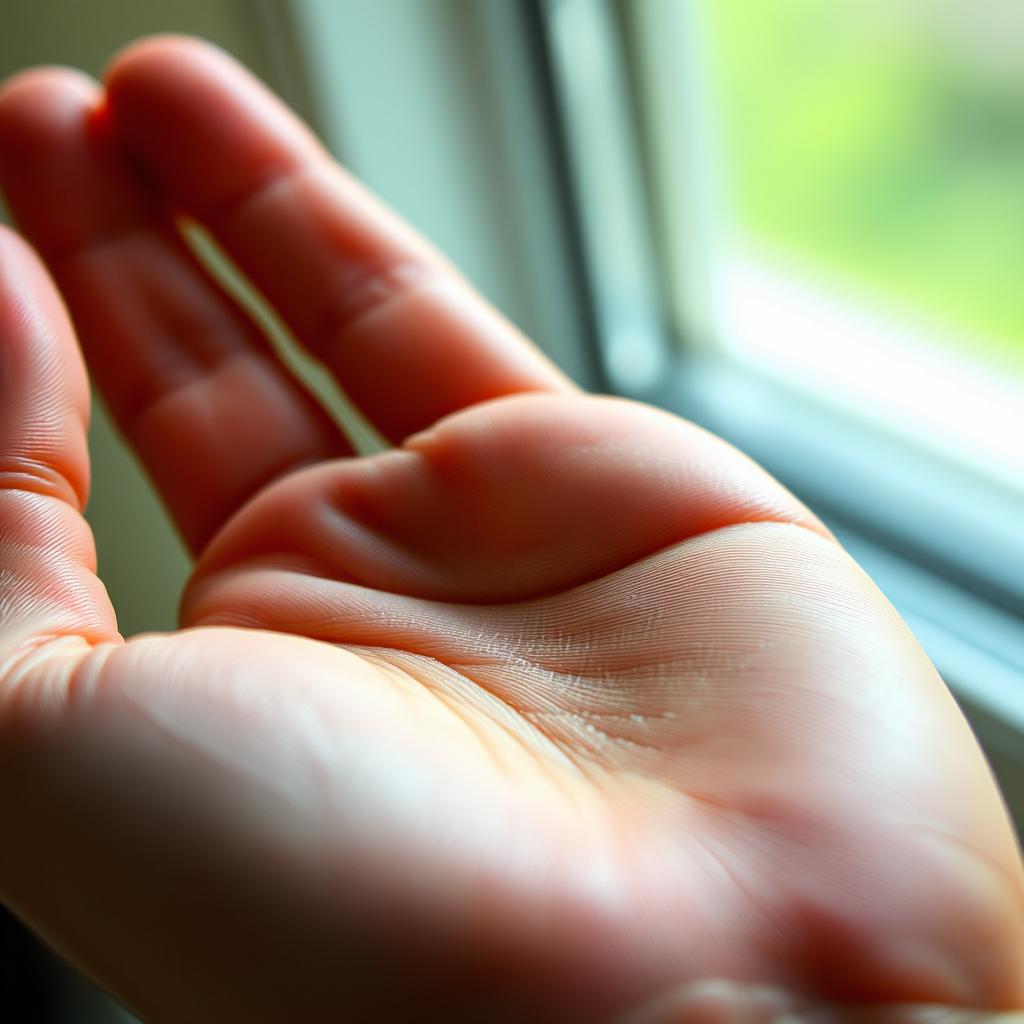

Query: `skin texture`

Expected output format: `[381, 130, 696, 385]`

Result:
[0, 35, 1021, 1023]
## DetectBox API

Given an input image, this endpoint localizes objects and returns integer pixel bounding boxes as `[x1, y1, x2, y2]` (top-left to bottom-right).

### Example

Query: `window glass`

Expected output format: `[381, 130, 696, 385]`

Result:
[703, 0, 1024, 376]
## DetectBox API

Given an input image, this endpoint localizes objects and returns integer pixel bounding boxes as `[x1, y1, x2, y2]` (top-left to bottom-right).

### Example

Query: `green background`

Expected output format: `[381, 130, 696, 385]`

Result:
[705, 0, 1024, 373]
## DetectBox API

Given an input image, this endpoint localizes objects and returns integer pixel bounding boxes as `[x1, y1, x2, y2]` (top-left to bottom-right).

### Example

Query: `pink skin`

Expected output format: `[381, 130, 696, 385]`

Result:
[0, 36, 1021, 1023]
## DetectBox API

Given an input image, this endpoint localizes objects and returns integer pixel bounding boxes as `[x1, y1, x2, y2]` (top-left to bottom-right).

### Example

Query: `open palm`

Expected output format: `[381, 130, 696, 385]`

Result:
[0, 37, 1021, 1023]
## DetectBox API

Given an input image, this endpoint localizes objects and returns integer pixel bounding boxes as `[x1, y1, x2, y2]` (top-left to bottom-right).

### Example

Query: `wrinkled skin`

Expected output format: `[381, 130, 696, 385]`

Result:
[0, 36, 1021, 1024]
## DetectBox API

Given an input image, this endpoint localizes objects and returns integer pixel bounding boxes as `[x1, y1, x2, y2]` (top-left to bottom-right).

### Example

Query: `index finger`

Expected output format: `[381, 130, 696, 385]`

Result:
[104, 36, 575, 444]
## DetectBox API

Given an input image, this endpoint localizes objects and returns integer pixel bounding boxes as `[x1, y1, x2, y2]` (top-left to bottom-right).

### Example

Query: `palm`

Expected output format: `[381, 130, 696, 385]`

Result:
[0, 37, 1021, 1024]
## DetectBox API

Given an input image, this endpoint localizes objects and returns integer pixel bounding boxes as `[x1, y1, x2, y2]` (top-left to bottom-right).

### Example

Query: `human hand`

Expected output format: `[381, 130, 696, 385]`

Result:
[0, 36, 1021, 1023]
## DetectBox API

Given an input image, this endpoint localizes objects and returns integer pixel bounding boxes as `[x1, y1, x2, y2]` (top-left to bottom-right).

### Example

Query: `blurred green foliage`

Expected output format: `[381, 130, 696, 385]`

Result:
[705, 0, 1024, 371]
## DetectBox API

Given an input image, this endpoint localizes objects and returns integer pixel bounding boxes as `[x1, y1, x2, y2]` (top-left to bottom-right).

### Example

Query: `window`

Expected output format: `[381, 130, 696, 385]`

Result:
[633, 0, 1024, 485]
[539, 0, 1024, 825]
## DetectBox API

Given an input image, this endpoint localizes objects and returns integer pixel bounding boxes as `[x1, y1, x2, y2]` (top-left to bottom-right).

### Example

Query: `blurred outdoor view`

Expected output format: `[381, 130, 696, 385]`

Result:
[703, 0, 1024, 375]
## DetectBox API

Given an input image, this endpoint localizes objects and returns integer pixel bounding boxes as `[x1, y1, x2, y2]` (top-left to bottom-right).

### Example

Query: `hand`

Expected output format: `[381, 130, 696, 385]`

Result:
[0, 36, 1021, 1023]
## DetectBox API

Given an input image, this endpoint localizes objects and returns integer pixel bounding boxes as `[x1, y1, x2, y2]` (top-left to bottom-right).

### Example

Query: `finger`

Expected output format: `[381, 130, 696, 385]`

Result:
[0, 69, 349, 554]
[0, 225, 117, 660]
[104, 35, 576, 444]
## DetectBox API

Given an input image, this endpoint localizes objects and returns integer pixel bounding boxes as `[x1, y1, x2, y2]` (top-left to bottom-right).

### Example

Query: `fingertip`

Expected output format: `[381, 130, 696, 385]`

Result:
[0, 67, 100, 190]
[2, 69, 101, 162]
[0, 66, 154, 262]
[103, 33, 321, 214]
[103, 32, 234, 92]
[0, 64, 98, 105]
[102, 33, 239, 151]
[103, 31, 282, 135]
